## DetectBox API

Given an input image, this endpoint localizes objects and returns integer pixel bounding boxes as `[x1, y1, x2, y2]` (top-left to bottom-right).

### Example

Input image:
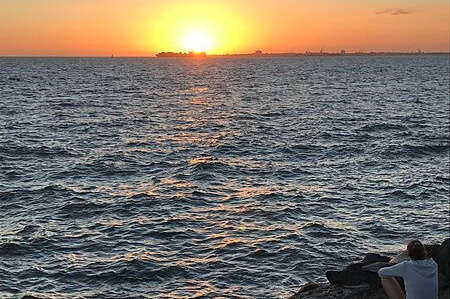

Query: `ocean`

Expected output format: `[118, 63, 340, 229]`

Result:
[0, 55, 449, 298]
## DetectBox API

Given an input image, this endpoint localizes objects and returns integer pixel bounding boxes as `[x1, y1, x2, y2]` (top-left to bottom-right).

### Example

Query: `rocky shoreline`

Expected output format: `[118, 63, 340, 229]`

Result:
[290, 239, 449, 299]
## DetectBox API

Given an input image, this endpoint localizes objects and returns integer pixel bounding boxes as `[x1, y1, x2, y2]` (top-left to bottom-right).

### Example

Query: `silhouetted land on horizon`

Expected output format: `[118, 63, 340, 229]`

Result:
[155, 50, 449, 58]
[156, 51, 206, 58]
[1, 51, 448, 58]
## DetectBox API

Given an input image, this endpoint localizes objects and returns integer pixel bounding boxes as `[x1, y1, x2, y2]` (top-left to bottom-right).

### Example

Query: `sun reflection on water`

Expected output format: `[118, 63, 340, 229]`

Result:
[189, 156, 214, 165]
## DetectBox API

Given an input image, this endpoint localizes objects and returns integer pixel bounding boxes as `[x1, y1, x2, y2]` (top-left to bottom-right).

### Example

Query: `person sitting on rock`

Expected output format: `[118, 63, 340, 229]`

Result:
[378, 239, 438, 299]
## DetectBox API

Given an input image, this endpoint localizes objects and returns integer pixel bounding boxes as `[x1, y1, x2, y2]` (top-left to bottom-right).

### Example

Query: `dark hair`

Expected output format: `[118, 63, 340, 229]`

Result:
[407, 240, 427, 260]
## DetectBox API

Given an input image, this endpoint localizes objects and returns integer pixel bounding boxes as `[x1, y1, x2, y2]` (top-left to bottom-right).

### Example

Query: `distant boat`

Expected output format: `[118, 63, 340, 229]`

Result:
[156, 51, 206, 58]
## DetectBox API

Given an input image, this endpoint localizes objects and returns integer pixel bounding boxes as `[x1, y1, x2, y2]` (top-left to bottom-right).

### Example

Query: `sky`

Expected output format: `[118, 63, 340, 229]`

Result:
[0, 0, 449, 56]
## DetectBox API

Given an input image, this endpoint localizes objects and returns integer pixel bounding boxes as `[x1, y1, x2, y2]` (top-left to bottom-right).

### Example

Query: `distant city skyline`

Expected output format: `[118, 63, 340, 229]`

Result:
[153, 49, 448, 59]
[1, 0, 449, 56]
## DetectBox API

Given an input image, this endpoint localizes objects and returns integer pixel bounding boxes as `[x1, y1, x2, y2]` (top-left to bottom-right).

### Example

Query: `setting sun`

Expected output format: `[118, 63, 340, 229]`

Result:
[181, 28, 213, 53]
[147, 1, 251, 55]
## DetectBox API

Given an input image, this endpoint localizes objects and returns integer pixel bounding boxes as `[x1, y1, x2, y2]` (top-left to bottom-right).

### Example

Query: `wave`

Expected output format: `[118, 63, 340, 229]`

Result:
[358, 122, 409, 132]
[280, 144, 325, 156]
[259, 111, 287, 118]
[189, 157, 230, 174]
[70, 160, 138, 177]
[385, 190, 416, 200]
[0, 143, 80, 157]
[145, 230, 190, 239]
[1, 186, 92, 205]
[0, 242, 29, 256]
[88, 263, 189, 284]
[380, 143, 449, 158]
[56, 200, 107, 219]
[128, 192, 157, 199]
[298, 222, 348, 239]
[16, 224, 40, 236]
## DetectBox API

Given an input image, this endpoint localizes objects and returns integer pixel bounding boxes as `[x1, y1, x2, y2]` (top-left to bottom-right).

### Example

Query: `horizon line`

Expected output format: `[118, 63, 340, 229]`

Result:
[1, 51, 449, 58]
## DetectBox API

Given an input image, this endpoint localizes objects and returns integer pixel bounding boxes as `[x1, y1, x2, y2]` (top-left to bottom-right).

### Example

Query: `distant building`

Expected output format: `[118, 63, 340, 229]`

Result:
[254, 50, 263, 55]
[340, 49, 346, 55]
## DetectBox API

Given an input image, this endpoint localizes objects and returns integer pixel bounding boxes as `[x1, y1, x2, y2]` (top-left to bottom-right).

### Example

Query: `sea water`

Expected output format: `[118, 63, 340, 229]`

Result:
[0, 55, 449, 298]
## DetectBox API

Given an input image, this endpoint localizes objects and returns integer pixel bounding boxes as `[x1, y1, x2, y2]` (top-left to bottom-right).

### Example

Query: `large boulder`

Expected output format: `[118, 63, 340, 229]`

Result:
[326, 253, 391, 288]
[439, 239, 449, 277]
[326, 269, 381, 287]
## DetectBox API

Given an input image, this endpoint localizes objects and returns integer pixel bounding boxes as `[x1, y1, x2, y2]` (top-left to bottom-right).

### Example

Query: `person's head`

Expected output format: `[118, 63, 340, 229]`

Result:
[407, 240, 428, 260]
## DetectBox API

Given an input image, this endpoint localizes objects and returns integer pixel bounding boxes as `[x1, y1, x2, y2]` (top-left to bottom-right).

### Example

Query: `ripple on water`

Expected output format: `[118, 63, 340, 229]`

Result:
[0, 56, 449, 298]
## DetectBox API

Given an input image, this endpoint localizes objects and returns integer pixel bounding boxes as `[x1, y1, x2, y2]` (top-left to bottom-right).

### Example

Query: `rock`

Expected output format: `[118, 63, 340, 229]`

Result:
[439, 274, 450, 298]
[361, 262, 392, 273]
[297, 282, 321, 293]
[438, 239, 449, 280]
[289, 283, 389, 299]
[426, 244, 441, 263]
[361, 253, 391, 265]
[326, 270, 380, 287]
[344, 253, 391, 272]
[326, 253, 392, 288]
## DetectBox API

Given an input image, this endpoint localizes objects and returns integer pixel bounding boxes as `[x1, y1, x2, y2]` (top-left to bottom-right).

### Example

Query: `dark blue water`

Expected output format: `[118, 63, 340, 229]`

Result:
[0, 55, 449, 298]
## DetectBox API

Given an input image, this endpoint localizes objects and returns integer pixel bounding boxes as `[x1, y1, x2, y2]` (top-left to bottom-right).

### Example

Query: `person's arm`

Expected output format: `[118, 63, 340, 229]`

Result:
[377, 261, 405, 277]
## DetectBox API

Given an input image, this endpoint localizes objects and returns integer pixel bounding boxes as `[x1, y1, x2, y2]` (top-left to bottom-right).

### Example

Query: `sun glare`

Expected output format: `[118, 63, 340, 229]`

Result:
[182, 29, 213, 53]
[148, 2, 251, 55]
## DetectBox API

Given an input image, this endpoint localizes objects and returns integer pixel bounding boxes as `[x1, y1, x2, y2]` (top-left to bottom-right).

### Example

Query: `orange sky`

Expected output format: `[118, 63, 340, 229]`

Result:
[0, 0, 449, 56]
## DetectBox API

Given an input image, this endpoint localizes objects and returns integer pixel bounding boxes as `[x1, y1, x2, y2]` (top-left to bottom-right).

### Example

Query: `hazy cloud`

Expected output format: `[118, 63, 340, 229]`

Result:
[376, 9, 412, 16]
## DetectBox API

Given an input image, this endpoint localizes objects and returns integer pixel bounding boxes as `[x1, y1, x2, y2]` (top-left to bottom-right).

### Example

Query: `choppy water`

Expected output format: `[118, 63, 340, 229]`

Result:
[0, 55, 449, 298]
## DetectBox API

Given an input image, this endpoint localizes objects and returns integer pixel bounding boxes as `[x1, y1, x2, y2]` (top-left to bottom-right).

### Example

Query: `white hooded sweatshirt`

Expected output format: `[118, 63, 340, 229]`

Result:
[378, 258, 438, 299]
